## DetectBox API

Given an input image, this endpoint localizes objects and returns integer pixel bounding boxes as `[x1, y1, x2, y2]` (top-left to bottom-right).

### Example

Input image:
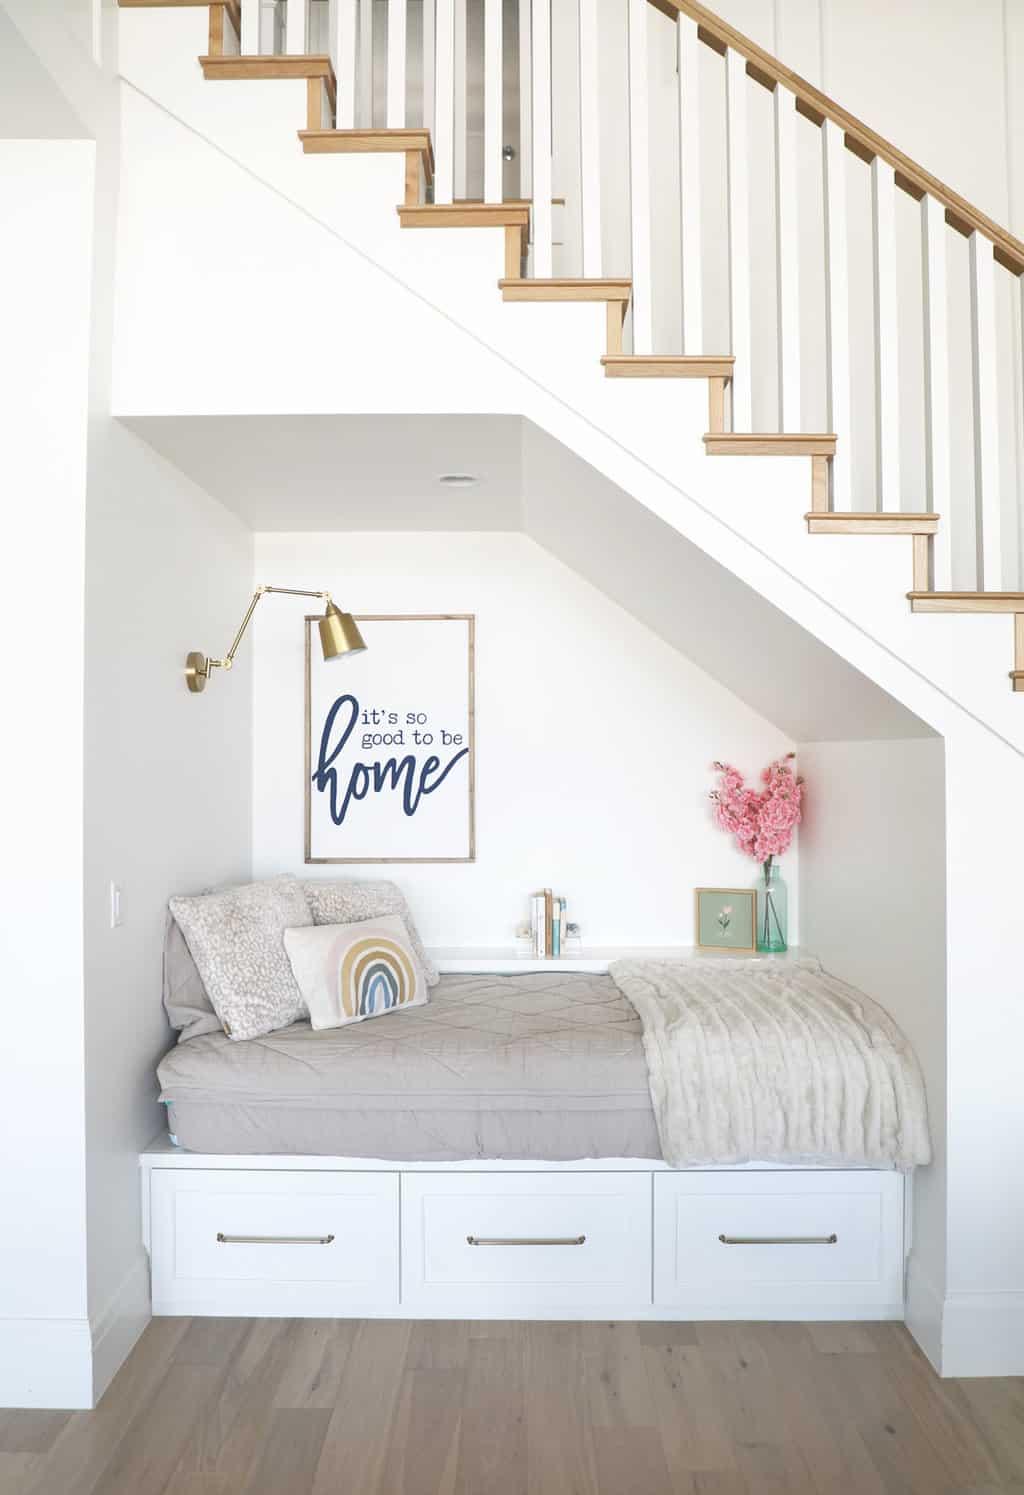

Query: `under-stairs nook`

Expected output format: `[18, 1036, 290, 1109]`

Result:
[3, 8, 1024, 1488]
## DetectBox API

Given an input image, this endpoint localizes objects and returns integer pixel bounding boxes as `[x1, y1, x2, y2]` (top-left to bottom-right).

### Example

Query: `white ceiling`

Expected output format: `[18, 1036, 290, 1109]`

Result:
[123, 414, 524, 531]
[124, 412, 934, 743]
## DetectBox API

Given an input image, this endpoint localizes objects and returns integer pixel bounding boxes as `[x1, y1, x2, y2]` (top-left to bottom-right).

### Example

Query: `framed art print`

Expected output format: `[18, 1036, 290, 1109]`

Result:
[694, 888, 757, 954]
[305, 614, 475, 863]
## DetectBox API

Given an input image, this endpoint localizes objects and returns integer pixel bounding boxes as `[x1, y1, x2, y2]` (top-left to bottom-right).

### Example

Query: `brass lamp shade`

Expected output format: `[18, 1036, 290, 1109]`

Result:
[319, 603, 366, 660]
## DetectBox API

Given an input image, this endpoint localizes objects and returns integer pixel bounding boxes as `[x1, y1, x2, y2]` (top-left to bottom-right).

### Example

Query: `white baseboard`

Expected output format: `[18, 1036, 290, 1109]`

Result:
[0, 1318, 94, 1409]
[941, 1290, 1024, 1378]
[91, 1248, 152, 1405]
[904, 1259, 943, 1373]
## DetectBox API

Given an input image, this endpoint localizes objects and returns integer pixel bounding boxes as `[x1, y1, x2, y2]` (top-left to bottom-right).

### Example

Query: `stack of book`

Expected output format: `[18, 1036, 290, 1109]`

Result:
[530, 889, 568, 957]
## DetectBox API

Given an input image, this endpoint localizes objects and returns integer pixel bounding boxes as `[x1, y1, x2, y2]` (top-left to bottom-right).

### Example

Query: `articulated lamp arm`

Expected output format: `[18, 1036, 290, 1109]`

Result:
[185, 585, 364, 694]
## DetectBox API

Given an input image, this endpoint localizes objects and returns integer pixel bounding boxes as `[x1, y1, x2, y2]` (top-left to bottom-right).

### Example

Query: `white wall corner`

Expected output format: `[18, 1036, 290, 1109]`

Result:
[904, 1257, 944, 1374]
[90, 1246, 152, 1406]
[0, 1319, 94, 1411]
[941, 1291, 1024, 1378]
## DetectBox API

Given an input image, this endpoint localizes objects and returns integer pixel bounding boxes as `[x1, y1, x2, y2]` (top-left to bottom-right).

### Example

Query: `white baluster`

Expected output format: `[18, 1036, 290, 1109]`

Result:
[1017, 277, 1024, 591]
[725, 47, 752, 428]
[531, 0, 553, 277]
[969, 231, 1003, 589]
[358, 0, 374, 125]
[578, 0, 602, 275]
[453, 0, 467, 200]
[626, 0, 652, 351]
[822, 117, 852, 508]
[677, 14, 702, 353]
[484, 0, 503, 203]
[241, 0, 259, 53]
[286, 0, 307, 54]
[434, 0, 455, 202]
[386, 0, 407, 127]
[774, 86, 800, 430]
[871, 156, 901, 510]
[519, 0, 532, 204]
[921, 194, 952, 590]
[422, 0, 435, 135]
[334, 0, 357, 125]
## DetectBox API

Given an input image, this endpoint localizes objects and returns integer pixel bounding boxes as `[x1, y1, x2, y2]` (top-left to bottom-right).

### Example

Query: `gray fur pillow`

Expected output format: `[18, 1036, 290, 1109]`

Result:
[168, 875, 312, 1041]
[302, 878, 439, 986]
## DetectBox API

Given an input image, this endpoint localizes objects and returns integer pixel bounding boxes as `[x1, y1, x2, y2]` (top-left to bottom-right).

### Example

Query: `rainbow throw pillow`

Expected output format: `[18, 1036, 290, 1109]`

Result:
[284, 914, 428, 1031]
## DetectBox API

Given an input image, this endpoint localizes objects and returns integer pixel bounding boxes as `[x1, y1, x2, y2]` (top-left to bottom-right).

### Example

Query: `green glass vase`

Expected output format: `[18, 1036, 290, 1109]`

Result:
[756, 858, 788, 953]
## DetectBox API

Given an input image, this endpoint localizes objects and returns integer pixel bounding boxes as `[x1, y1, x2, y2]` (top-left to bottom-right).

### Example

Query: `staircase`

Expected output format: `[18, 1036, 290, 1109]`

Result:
[117, 0, 1024, 702]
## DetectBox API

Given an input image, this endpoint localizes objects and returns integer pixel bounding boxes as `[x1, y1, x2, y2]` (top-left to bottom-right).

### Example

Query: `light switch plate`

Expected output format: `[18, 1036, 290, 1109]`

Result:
[110, 882, 123, 929]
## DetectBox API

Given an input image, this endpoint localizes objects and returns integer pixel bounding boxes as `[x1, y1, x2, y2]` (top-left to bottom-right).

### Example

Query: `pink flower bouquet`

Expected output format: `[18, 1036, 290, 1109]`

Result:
[709, 755, 803, 952]
[709, 754, 803, 867]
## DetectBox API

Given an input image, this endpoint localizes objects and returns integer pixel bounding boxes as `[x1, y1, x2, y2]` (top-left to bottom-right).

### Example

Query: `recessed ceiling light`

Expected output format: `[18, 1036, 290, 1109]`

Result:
[437, 473, 478, 487]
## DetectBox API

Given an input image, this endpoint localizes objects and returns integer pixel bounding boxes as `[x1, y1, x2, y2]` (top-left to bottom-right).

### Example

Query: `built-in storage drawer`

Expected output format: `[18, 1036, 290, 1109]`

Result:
[401, 1172, 652, 1311]
[654, 1170, 904, 1314]
[150, 1169, 399, 1315]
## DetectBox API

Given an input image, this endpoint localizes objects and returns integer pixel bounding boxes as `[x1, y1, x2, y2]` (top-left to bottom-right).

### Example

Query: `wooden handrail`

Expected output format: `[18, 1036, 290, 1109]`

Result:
[649, 0, 1024, 275]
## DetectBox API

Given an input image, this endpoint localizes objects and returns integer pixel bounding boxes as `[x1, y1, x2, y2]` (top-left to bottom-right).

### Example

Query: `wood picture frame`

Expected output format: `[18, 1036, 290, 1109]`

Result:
[304, 614, 476, 864]
[694, 887, 757, 954]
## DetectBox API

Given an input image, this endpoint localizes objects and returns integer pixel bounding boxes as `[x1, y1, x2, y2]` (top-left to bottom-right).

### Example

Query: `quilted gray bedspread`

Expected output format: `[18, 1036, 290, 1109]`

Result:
[610, 957, 932, 1169]
[158, 971, 660, 1159]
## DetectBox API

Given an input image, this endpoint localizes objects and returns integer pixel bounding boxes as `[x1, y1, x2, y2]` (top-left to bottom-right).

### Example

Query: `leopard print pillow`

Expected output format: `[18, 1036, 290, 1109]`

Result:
[169, 875, 312, 1041]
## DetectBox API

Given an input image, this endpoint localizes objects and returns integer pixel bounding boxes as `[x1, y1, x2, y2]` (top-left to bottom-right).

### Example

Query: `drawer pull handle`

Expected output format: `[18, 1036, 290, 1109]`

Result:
[466, 1234, 586, 1247]
[717, 1232, 838, 1246]
[216, 1232, 335, 1246]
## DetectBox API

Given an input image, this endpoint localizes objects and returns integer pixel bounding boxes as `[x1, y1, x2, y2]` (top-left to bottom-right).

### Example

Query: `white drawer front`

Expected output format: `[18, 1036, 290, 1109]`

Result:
[654, 1171, 903, 1312]
[402, 1173, 652, 1310]
[151, 1169, 399, 1314]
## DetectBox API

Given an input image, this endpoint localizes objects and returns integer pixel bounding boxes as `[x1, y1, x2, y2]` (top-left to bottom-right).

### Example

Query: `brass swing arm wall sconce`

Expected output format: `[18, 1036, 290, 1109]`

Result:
[185, 584, 366, 693]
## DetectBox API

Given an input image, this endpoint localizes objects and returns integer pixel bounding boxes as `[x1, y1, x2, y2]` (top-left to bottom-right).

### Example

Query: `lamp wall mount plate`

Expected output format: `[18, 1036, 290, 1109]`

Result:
[185, 651, 212, 693]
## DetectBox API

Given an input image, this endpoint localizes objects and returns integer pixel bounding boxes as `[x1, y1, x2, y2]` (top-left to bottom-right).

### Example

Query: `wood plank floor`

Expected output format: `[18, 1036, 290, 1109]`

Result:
[3, 1319, 1023, 1494]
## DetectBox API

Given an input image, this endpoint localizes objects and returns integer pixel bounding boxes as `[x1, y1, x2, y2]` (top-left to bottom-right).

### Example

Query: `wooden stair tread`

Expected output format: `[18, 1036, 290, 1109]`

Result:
[400, 203, 529, 228]
[199, 54, 334, 79]
[300, 128, 434, 174]
[807, 512, 939, 534]
[705, 432, 836, 456]
[908, 592, 1024, 614]
[602, 354, 734, 377]
[500, 278, 632, 302]
[456, 197, 566, 206]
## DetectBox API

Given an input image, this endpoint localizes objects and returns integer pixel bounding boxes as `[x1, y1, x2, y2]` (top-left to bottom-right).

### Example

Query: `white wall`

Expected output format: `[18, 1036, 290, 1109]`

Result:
[797, 739, 947, 1364]
[251, 532, 798, 947]
[942, 724, 1024, 1376]
[0, 0, 255, 1409]
[0, 138, 94, 1408]
[83, 420, 252, 1396]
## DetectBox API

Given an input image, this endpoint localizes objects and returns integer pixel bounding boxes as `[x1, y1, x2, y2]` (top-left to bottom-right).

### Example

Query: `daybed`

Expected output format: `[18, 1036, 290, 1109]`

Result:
[143, 883, 926, 1323]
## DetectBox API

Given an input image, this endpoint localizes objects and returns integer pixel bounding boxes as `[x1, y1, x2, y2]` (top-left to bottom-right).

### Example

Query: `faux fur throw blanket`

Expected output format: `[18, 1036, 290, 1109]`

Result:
[610, 957, 931, 1169]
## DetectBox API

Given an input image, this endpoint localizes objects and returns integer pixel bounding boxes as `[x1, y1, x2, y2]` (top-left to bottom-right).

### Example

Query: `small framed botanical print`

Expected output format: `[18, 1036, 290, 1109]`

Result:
[694, 888, 757, 954]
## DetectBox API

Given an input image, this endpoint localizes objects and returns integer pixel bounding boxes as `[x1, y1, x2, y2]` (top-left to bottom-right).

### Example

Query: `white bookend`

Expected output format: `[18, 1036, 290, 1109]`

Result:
[532, 894, 546, 957]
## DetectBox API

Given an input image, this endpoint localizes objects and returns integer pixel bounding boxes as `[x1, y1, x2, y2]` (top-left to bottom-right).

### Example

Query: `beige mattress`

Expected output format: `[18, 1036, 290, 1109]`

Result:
[157, 971, 662, 1160]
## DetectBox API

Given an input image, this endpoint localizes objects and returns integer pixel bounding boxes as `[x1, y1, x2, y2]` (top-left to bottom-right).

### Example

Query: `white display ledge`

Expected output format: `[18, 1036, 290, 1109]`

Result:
[425, 946, 810, 974]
